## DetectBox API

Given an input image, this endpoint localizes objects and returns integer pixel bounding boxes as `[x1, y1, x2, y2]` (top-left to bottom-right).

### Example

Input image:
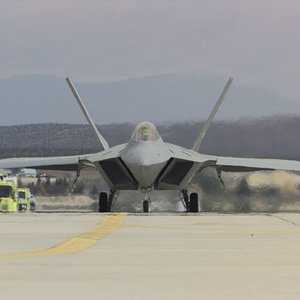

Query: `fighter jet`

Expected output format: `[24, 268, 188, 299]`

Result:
[1, 77, 300, 212]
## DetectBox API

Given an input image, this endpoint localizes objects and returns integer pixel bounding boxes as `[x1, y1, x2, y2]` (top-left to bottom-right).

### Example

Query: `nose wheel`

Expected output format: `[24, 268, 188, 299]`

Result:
[143, 200, 149, 212]
[143, 193, 151, 213]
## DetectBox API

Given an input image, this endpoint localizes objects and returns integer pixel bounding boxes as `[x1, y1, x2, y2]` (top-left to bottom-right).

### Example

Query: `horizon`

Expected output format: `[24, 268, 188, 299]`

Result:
[1, 72, 300, 126]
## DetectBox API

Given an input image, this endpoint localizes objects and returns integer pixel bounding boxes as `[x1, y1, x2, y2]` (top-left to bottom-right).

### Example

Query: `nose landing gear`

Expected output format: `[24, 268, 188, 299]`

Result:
[143, 192, 151, 213]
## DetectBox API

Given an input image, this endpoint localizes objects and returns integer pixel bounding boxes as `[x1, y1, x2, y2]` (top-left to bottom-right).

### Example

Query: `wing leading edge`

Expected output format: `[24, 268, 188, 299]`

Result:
[0, 144, 127, 172]
[212, 155, 300, 172]
[155, 144, 300, 190]
[0, 155, 84, 171]
[0, 145, 136, 190]
[168, 145, 300, 173]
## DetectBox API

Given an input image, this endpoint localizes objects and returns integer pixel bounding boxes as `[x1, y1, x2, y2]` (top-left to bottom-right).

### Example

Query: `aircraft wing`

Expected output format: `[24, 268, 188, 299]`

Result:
[0, 155, 85, 171]
[0, 144, 126, 172]
[166, 143, 300, 172]
[156, 144, 300, 190]
[211, 155, 300, 172]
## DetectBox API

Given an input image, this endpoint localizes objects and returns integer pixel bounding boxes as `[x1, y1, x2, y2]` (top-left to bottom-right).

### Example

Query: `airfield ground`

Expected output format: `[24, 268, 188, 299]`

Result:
[0, 212, 300, 299]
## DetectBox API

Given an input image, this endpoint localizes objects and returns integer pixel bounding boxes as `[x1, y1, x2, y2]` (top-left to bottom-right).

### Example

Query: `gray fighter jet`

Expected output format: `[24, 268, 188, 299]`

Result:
[1, 77, 300, 212]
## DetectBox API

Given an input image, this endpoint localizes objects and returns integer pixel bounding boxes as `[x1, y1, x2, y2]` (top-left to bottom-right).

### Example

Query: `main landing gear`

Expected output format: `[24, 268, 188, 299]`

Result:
[98, 190, 117, 213]
[181, 190, 199, 212]
[98, 190, 199, 213]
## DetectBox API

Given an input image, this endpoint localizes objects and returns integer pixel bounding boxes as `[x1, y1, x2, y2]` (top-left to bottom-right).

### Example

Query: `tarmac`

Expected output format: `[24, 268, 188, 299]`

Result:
[1, 212, 300, 299]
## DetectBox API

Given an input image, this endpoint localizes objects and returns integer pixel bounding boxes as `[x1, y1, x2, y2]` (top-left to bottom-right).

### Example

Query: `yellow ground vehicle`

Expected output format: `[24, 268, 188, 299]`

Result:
[18, 188, 31, 212]
[0, 178, 18, 213]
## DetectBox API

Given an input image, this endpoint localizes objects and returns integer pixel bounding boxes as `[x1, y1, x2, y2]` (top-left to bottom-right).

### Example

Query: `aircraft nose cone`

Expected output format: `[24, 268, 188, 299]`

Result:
[121, 140, 170, 166]
[122, 148, 166, 187]
[125, 162, 166, 188]
[121, 141, 170, 188]
[127, 154, 160, 167]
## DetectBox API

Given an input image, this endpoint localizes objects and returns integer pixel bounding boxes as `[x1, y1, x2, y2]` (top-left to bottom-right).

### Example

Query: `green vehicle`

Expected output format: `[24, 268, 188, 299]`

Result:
[0, 180, 18, 213]
[18, 188, 31, 212]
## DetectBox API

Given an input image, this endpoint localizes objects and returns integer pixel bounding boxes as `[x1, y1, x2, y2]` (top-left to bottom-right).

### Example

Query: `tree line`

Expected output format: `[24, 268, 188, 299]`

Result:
[1, 115, 300, 159]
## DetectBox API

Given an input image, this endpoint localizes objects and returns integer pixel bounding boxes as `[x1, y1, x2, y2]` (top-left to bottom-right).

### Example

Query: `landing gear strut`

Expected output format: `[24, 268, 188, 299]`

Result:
[108, 190, 117, 212]
[182, 190, 189, 210]
[216, 167, 225, 189]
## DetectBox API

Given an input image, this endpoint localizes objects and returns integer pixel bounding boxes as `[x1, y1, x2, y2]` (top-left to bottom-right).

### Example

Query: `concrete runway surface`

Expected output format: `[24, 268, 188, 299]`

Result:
[1, 213, 300, 299]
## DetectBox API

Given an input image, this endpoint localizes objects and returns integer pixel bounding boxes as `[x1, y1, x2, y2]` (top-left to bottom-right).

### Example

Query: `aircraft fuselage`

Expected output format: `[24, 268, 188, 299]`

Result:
[121, 138, 171, 189]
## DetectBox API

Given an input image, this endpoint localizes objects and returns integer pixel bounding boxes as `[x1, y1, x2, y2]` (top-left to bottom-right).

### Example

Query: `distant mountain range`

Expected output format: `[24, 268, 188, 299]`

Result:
[1, 116, 300, 160]
[0, 73, 300, 125]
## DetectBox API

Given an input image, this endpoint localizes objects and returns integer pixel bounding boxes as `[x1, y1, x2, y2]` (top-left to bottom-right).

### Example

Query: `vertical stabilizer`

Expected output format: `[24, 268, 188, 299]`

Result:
[192, 77, 233, 152]
[66, 77, 109, 151]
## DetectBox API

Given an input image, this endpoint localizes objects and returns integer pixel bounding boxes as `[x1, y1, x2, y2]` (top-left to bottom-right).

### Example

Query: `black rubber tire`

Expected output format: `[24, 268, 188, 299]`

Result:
[143, 200, 149, 213]
[189, 193, 199, 212]
[99, 192, 108, 212]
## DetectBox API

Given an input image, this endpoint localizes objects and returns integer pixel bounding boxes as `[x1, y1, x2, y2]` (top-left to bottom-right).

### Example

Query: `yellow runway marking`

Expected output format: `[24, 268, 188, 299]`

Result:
[0, 213, 127, 260]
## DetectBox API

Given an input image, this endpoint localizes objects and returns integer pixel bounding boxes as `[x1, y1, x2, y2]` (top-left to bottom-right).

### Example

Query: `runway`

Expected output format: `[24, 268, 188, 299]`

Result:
[1, 213, 300, 299]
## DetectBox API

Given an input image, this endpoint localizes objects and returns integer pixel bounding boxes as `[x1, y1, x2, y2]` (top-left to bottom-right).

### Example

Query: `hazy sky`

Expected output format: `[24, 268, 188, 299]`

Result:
[1, 0, 300, 98]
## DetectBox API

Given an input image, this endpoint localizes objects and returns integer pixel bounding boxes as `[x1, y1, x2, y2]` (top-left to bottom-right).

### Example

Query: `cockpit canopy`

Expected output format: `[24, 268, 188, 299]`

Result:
[131, 121, 161, 142]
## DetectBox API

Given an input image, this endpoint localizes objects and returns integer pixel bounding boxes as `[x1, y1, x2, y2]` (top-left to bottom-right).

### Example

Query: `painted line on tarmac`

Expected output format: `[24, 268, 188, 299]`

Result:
[267, 214, 300, 227]
[0, 213, 127, 260]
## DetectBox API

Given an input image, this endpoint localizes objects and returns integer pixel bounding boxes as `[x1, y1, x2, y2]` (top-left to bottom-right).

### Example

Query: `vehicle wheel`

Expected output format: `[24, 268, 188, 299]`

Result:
[143, 200, 149, 213]
[30, 202, 36, 211]
[189, 193, 199, 212]
[99, 192, 108, 212]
